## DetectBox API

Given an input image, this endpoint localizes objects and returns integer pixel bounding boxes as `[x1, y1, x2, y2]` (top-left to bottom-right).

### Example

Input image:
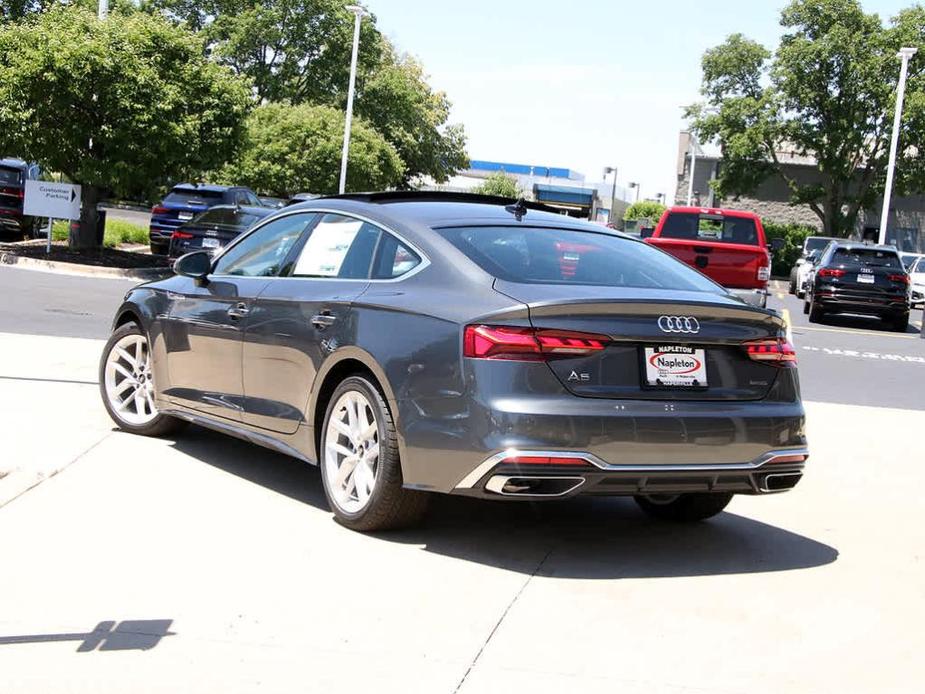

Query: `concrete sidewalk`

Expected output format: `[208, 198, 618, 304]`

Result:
[1, 332, 923, 693]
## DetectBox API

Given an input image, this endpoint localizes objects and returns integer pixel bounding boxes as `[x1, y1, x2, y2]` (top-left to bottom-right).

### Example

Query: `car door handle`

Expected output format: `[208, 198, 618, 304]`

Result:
[311, 311, 337, 330]
[227, 302, 249, 320]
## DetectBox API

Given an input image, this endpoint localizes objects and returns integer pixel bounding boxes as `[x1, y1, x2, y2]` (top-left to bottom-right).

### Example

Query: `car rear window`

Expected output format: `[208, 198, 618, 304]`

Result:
[805, 237, 835, 254]
[0, 167, 21, 186]
[192, 207, 265, 230]
[832, 247, 902, 269]
[164, 188, 225, 206]
[436, 225, 722, 292]
[660, 212, 759, 245]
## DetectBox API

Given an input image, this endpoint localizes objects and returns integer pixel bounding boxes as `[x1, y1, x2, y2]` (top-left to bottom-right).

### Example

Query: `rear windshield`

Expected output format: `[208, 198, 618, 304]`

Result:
[805, 237, 834, 253]
[192, 207, 265, 230]
[914, 258, 925, 274]
[660, 212, 759, 245]
[832, 247, 902, 269]
[165, 188, 225, 206]
[0, 167, 22, 186]
[437, 226, 722, 293]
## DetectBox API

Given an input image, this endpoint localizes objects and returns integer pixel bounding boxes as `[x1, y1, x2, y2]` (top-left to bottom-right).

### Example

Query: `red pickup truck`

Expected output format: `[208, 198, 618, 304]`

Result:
[644, 206, 780, 307]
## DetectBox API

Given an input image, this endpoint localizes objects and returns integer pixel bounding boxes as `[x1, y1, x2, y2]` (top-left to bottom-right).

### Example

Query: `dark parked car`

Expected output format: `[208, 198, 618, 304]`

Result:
[149, 184, 263, 255]
[804, 242, 910, 331]
[168, 204, 273, 259]
[100, 193, 807, 531]
[0, 157, 41, 238]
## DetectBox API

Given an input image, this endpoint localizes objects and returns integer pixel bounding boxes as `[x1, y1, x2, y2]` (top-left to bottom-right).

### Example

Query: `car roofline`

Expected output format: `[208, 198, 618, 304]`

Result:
[319, 190, 565, 215]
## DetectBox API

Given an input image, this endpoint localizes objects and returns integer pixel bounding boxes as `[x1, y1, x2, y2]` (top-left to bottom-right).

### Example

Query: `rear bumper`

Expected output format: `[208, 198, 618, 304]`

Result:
[815, 289, 908, 316]
[453, 447, 808, 499]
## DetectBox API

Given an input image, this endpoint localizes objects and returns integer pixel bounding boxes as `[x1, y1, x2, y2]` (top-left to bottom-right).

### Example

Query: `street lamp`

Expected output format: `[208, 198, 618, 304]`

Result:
[686, 132, 703, 206]
[628, 182, 640, 203]
[603, 166, 618, 224]
[98, 0, 108, 19]
[879, 47, 918, 245]
[338, 4, 369, 195]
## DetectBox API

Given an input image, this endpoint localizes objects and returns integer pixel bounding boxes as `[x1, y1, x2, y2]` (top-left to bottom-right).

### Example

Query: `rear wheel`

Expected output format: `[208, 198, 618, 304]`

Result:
[635, 493, 733, 522]
[802, 297, 810, 314]
[150, 242, 168, 256]
[808, 298, 824, 323]
[319, 376, 428, 531]
[890, 313, 909, 332]
[99, 323, 186, 437]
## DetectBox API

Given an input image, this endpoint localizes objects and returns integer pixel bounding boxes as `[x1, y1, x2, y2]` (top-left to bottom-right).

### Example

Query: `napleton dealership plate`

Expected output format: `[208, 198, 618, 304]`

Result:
[644, 345, 707, 387]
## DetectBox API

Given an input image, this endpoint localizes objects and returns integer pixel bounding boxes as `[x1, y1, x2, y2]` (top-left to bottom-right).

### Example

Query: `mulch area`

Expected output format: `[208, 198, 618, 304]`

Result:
[0, 240, 170, 269]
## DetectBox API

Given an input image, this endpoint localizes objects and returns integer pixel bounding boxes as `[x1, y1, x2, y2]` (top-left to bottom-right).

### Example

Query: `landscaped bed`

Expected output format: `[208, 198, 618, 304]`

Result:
[0, 239, 171, 269]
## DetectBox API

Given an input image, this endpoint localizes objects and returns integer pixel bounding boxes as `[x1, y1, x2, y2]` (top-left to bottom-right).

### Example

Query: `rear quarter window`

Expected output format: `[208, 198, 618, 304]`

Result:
[660, 212, 759, 246]
[436, 225, 722, 293]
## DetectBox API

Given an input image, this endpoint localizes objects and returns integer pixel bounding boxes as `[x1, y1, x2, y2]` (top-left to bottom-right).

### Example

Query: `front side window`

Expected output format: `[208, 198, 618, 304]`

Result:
[291, 214, 380, 279]
[437, 225, 722, 292]
[213, 213, 316, 277]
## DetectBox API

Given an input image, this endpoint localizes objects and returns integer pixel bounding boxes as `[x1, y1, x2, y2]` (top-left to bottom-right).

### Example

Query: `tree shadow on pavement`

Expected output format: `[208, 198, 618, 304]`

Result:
[172, 427, 838, 580]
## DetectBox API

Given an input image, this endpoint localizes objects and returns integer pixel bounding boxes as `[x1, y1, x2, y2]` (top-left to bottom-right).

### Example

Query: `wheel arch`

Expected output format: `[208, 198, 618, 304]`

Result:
[308, 347, 399, 463]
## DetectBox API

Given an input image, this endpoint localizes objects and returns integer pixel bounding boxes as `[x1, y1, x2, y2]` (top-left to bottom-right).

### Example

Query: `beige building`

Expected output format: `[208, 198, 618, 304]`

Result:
[674, 132, 925, 253]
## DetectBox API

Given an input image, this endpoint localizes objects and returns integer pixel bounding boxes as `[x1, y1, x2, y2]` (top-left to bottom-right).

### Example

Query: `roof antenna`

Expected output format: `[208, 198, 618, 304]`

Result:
[504, 197, 528, 221]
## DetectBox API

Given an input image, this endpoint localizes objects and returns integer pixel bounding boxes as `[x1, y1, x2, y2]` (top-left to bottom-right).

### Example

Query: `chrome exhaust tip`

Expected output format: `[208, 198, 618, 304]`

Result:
[484, 475, 585, 497]
[759, 471, 803, 493]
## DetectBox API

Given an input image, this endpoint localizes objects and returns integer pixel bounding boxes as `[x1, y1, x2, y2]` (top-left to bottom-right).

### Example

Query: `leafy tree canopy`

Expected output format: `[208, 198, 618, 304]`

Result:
[150, 0, 468, 184]
[688, 0, 925, 236]
[0, 6, 252, 247]
[218, 102, 404, 196]
[623, 200, 666, 223]
[472, 171, 522, 198]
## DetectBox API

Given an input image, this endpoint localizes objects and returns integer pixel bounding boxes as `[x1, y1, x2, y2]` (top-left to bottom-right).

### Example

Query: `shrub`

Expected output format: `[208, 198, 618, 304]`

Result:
[762, 220, 818, 276]
[50, 218, 148, 248]
[473, 171, 522, 198]
[623, 201, 666, 226]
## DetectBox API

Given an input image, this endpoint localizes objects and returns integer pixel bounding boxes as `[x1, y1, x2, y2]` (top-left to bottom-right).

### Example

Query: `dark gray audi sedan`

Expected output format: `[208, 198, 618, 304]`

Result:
[100, 192, 807, 531]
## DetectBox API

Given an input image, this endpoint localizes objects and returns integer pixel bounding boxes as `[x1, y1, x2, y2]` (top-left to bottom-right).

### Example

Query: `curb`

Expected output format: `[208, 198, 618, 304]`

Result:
[0, 251, 172, 280]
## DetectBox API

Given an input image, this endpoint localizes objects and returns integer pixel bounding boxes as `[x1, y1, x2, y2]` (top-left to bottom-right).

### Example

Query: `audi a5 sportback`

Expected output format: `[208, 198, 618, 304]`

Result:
[168, 204, 273, 259]
[804, 242, 910, 331]
[100, 193, 807, 531]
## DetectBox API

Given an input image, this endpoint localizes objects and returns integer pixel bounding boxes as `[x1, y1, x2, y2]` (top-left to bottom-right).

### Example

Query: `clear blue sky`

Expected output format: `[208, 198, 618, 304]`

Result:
[368, 0, 913, 202]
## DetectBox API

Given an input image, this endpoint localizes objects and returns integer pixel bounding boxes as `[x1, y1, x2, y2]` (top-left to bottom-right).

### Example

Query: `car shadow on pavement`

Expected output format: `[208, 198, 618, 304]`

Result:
[808, 311, 921, 334]
[172, 427, 838, 580]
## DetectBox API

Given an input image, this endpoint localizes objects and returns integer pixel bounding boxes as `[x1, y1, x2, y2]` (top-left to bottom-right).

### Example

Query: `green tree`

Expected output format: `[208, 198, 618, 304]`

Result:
[218, 102, 404, 196]
[688, 0, 925, 236]
[0, 6, 251, 249]
[472, 171, 522, 198]
[623, 200, 666, 224]
[150, 0, 468, 184]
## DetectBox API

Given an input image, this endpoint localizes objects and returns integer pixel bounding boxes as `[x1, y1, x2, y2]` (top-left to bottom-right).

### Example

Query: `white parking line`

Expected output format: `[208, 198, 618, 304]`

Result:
[801, 346, 925, 363]
[794, 325, 919, 339]
[781, 308, 793, 344]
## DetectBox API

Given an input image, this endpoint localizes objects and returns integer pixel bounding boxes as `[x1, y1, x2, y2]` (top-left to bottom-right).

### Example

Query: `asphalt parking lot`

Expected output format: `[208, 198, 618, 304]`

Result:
[1, 267, 923, 693]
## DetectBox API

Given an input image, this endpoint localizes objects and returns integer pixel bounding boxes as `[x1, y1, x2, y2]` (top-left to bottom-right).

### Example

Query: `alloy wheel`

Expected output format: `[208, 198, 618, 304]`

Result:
[103, 333, 158, 426]
[324, 390, 380, 513]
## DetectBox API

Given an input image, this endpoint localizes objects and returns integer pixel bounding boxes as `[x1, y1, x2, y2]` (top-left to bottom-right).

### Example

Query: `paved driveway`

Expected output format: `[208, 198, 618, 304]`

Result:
[0, 272, 923, 693]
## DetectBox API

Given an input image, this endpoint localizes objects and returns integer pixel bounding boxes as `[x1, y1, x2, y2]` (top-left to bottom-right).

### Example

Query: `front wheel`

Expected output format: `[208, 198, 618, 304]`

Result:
[99, 323, 186, 437]
[635, 493, 733, 522]
[319, 375, 428, 531]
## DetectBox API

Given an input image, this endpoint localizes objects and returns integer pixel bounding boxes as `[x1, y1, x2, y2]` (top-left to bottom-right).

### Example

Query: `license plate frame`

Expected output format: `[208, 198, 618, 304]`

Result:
[857, 273, 874, 284]
[178, 212, 194, 221]
[643, 345, 708, 388]
[201, 237, 220, 249]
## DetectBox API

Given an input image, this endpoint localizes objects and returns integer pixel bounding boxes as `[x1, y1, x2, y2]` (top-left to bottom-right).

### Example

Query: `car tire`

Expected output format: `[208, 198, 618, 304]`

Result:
[150, 243, 168, 256]
[99, 323, 187, 437]
[319, 375, 429, 532]
[788, 276, 796, 294]
[634, 493, 733, 522]
[803, 298, 810, 315]
[891, 313, 909, 332]
[808, 299, 824, 323]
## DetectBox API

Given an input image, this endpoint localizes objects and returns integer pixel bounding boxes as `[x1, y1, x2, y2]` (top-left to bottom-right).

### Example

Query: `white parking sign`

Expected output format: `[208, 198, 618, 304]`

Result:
[23, 180, 81, 221]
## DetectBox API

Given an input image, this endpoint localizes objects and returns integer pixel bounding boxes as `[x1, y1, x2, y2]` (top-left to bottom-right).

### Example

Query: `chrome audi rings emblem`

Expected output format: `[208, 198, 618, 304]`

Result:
[657, 316, 700, 334]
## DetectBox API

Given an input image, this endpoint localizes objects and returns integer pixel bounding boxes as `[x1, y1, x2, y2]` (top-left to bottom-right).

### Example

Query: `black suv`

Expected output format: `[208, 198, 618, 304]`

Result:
[149, 184, 264, 255]
[0, 157, 41, 238]
[804, 242, 910, 331]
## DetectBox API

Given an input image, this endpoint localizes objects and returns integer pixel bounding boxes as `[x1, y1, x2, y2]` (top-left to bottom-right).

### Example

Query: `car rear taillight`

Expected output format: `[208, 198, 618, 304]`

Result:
[500, 454, 593, 467]
[817, 268, 845, 279]
[757, 265, 770, 281]
[888, 273, 910, 285]
[742, 338, 797, 367]
[171, 231, 193, 239]
[151, 205, 168, 215]
[463, 325, 609, 361]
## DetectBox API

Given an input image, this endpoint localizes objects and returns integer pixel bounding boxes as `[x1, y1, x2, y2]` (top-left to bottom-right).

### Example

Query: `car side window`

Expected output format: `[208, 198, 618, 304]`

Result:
[290, 214, 381, 279]
[372, 232, 422, 279]
[213, 213, 316, 277]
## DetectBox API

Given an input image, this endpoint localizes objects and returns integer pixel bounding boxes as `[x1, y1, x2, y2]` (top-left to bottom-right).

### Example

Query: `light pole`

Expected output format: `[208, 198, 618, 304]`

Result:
[629, 182, 640, 203]
[338, 5, 369, 195]
[686, 132, 702, 206]
[98, 0, 108, 19]
[879, 47, 918, 245]
[603, 166, 618, 224]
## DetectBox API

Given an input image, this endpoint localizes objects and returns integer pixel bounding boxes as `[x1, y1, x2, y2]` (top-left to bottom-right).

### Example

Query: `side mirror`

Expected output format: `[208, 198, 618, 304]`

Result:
[770, 237, 785, 251]
[173, 251, 212, 281]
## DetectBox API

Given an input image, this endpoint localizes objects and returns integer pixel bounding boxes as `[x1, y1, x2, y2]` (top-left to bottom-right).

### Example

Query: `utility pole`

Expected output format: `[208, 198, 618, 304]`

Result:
[686, 132, 700, 206]
[98, 0, 108, 20]
[603, 166, 618, 224]
[879, 47, 917, 246]
[338, 5, 369, 195]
